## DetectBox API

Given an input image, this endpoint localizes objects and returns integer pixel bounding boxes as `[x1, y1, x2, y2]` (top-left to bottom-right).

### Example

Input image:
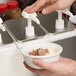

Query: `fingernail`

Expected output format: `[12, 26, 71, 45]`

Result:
[24, 7, 29, 11]
[24, 9, 28, 11]
[42, 9, 47, 14]
[33, 59, 38, 64]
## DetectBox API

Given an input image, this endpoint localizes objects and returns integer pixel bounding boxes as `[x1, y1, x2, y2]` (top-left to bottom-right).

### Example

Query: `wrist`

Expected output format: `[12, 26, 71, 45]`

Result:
[72, 66, 76, 76]
[71, 61, 76, 76]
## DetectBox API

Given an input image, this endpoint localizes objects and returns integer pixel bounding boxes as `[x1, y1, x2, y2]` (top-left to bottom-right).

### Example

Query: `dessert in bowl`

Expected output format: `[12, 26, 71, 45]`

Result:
[29, 48, 58, 56]
[21, 41, 63, 69]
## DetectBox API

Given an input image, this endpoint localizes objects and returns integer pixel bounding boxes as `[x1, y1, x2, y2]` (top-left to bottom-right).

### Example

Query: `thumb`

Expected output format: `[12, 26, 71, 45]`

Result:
[33, 59, 55, 71]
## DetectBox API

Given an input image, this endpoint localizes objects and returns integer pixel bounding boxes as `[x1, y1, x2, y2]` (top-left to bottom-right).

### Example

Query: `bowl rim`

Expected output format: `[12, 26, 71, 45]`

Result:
[21, 42, 63, 58]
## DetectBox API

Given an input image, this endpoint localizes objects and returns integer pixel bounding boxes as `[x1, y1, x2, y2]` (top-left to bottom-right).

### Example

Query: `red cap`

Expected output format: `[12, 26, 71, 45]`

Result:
[62, 13, 63, 16]
[0, 4, 8, 13]
[7, 1, 19, 9]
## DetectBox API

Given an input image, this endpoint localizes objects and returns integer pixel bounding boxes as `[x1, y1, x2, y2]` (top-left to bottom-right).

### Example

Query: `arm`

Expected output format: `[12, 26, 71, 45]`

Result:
[24, 0, 75, 14]
[23, 57, 76, 76]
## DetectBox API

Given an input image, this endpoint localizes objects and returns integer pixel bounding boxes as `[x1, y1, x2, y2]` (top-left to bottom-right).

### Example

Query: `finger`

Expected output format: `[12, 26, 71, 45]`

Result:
[37, 1, 56, 13]
[24, 0, 39, 11]
[23, 61, 47, 75]
[27, 0, 51, 13]
[24, 6, 32, 11]
[33, 59, 55, 72]
[36, 3, 51, 12]
[42, 3, 58, 14]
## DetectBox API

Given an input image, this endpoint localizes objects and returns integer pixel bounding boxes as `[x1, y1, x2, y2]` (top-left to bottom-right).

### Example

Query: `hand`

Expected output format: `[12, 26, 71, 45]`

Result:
[23, 57, 76, 76]
[24, 0, 75, 14]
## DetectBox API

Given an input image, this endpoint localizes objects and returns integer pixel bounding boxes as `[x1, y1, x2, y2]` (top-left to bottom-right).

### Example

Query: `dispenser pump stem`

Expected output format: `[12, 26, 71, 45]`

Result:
[22, 11, 40, 37]
[28, 18, 32, 28]
[58, 11, 62, 20]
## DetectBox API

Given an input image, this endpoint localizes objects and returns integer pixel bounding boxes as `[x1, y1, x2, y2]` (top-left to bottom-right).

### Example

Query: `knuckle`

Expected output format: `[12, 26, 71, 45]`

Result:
[46, 7, 51, 13]
[46, 9, 49, 13]
[57, 3, 63, 10]
[41, 0, 49, 5]
[36, 0, 49, 9]
[47, 0, 50, 2]
[36, 3, 41, 8]
[42, 1, 46, 5]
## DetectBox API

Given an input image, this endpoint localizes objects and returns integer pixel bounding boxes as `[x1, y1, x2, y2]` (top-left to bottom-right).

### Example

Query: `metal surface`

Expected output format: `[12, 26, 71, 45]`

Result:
[37, 12, 75, 34]
[2, 12, 75, 44]
[54, 37, 76, 60]
[3, 18, 46, 44]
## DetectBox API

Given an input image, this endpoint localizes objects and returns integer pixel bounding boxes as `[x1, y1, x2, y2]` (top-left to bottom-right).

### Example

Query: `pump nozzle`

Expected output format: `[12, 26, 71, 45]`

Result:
[61, 9, 73, 17]
[22, 10, 40, 37]
[56, 9, 73, 17]
[0, 18, 6, 31]
[22, 11, 40, 24]
[57, 9, 76, 24]
[30, 16, 40, 24]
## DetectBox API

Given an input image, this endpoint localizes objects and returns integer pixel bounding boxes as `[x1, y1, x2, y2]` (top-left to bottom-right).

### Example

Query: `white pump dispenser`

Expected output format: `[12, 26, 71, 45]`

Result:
[61, 9, 73, 17]
[22, 11, 40, 38]
[61, 9, 76, 24]
[0, 18, 6, 45]
[55, 10, 64, 29]
[55, 9, 75, 29]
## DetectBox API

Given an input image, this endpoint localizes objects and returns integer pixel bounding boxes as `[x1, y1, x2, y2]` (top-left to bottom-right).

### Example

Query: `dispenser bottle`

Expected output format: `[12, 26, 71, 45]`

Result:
[0, 3, 10, 45]
[7, 1, 22, 19]
[0, 18, 6, 45]
[22, 11, 40, 38]
[0, 3, 12, 44]
[55, 9, 74, 29]
[0, 3, 9, 22]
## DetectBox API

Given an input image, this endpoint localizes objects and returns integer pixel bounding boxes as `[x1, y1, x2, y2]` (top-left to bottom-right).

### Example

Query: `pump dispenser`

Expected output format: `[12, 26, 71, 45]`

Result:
[0, 18, 6, 45]
[55, 10, 64, 29]
[55, 9, 76, 29]
[62, 9, 76, 24]
[22, 10, 40, 38]
[61, 9, 73, 17]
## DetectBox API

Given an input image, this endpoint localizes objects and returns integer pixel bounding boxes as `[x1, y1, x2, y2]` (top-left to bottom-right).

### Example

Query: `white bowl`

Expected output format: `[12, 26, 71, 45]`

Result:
[21, 42, 63, 69]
